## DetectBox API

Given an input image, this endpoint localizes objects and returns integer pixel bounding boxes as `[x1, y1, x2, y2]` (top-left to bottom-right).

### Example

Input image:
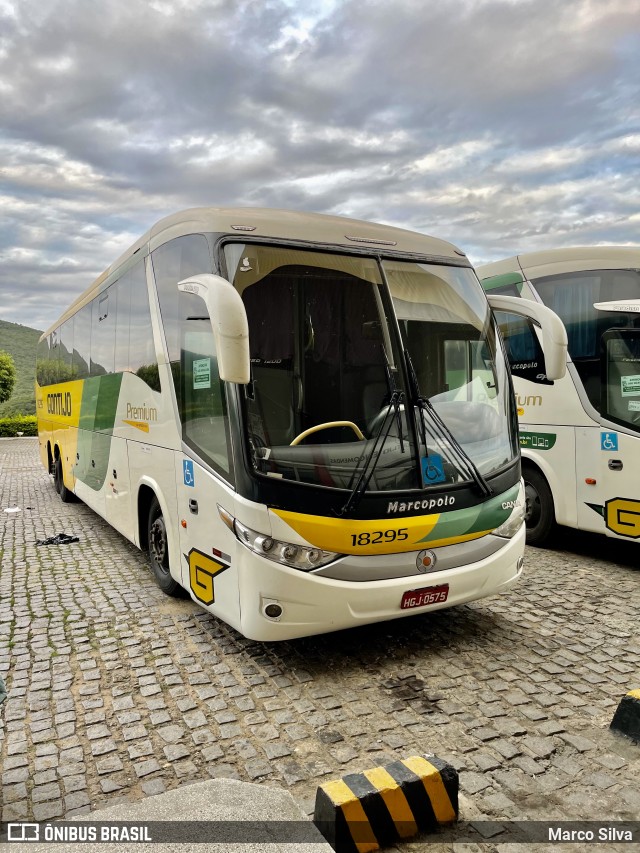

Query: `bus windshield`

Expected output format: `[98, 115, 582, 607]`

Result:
[532, 268, 640, 421]
[385, 260, 517, 478]
[224, 244, 517, 492]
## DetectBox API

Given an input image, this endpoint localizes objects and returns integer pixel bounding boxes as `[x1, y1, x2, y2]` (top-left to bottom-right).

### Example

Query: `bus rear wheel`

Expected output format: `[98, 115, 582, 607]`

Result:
[523, 467, 555, 546]
[54, 455, 74, 503]
[147, 498, 182, 597]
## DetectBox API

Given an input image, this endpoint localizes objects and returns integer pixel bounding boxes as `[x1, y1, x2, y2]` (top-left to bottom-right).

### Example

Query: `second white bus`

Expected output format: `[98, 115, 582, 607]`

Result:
[479, 247, 640, 546]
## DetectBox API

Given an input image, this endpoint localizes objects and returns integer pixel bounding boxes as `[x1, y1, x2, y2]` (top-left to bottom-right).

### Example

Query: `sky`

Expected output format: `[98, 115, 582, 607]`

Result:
[1, 0, 639, 332]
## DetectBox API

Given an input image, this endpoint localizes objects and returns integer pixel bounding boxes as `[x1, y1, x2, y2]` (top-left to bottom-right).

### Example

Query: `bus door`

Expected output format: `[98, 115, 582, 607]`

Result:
[105, 435, 132, 536]
[174, 303, 242, 629]
[577, 326, 640, 541]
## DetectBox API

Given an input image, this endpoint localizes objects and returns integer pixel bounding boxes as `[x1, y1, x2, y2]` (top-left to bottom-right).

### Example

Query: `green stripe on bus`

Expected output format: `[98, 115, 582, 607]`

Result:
[417, 484, 520, 543]
[481, 272, 524, 292]
[76, 374, 123, 491]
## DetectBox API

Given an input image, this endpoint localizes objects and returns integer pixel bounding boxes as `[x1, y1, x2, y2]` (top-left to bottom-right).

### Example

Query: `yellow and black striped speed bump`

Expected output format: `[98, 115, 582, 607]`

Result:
[313, 754, 458, 852]
[610, 689, 640, 742]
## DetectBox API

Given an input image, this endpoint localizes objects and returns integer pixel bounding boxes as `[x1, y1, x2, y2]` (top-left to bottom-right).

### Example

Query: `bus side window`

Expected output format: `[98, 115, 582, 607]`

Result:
[90, 289, 115, 376]
[49, 329, 60, 385]
[129, 261, 161, 392]
[179, 291, 233, 481]
[36, 334, 53, 386]
[602, 329, 640, 429]
[60, 319, 74, 382]
[73, 303, 91, 380]
[151, 235, 212, 401]
[151, 235, 213, 367]
[114, 276, 131, 374]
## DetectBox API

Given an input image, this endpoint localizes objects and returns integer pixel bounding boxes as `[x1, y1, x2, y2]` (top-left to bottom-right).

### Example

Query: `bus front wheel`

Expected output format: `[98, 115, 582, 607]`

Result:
[54, 455, 74, 503]
[147, 498, 182, 597]
[523, 467, 555, 546]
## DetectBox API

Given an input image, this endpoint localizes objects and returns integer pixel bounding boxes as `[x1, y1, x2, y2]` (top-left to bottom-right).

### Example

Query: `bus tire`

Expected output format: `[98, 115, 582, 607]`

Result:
[54, 455, 75, 503]
[523, 467, 555, 546]
[147, 498, 182, 597]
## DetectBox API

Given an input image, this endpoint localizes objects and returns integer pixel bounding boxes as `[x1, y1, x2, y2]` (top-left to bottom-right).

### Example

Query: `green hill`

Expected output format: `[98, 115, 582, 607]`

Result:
[0, 319, 42, 416]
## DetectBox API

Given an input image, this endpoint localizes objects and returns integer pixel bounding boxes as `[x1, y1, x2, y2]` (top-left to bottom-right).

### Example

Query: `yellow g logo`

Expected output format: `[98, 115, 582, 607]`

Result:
[605, 498, 640, 539]
[188, 549, 229, 605]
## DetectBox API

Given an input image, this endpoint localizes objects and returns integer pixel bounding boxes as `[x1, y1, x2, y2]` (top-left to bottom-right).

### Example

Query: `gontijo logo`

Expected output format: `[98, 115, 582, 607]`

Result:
[605, 497, 640, 539]
[47, 392, 72, 416]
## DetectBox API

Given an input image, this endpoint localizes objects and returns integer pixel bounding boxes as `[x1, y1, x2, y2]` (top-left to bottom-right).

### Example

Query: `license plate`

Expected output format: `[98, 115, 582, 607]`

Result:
[401, 584, 449, 610]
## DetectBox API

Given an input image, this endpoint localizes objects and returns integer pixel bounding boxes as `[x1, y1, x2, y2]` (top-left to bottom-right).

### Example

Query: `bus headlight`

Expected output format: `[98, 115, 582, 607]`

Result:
[493, 481, 526, 539]
[220, 509, 341, 571]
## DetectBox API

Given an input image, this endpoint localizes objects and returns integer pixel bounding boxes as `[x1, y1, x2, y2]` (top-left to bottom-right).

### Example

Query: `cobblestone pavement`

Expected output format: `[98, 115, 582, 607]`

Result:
[1, 438, 639, 849]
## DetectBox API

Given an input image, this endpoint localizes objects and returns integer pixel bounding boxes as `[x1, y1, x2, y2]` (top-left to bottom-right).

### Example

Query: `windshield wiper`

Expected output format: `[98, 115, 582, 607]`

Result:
[337, 345, 407, 516]
[337, 389, 405, 517]
[404, 349, 492, 498]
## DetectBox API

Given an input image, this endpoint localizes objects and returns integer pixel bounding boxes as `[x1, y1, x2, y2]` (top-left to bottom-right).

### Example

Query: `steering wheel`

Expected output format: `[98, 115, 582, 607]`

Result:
[290, 421, 365, 446]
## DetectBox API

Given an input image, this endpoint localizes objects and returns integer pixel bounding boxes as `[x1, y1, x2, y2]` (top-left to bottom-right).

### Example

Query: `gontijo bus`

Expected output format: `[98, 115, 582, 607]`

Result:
[479, 247, 640, 546]
[36, 208, 565, 640]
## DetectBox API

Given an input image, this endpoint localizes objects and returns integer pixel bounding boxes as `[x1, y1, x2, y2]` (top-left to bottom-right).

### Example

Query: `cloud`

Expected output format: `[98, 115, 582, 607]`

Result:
[0, 0, 639, 331]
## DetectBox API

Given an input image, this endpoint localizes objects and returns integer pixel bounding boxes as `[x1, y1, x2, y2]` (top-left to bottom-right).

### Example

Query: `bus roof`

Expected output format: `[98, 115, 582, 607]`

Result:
[479, 246, 640, 284]
[43, 207, 468, 338]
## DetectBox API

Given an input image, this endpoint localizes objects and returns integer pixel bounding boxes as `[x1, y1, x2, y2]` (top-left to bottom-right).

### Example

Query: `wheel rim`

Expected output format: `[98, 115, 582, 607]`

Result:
[524, 481, 541, 529]
[54, 460, 62, 493]
[149, 516, 169, 575]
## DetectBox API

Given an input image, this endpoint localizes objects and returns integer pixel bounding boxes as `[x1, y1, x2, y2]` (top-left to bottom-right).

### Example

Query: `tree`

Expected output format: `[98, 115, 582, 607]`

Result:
[0, 351, 17, 403]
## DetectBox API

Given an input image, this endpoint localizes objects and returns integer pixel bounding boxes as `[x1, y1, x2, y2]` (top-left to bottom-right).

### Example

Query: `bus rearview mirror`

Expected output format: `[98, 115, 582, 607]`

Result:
[487, 294, 568, 381]
[177, 274, 250, 384]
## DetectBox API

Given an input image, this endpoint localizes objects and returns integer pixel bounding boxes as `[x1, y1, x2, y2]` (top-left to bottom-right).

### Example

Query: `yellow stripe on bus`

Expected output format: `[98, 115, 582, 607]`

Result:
[36, 379, 85, 490]
[272, 509, 440, 555]
[123, 419, 150, 432]
[273, 508, 493, 554]
[418, 529, 493, 549]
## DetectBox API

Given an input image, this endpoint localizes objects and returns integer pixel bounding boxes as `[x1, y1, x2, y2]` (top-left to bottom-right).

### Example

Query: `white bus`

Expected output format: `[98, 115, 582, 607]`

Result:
[479, 248, 640, 546]
[36, 208, 564, 640]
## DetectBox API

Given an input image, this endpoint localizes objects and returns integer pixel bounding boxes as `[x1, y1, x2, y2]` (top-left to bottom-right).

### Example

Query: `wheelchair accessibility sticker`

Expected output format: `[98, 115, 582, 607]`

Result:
[600, 432, 618, 452]
[421, 454, 446, 486]
[183, 459, 195, 487]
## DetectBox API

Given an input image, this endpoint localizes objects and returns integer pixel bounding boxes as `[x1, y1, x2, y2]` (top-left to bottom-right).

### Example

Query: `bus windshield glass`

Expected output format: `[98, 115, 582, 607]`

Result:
[532, 268, 640, 418]
[385, 260, 518, 477]
[224, 244, 516, 491]
[225, 244, 416, 491]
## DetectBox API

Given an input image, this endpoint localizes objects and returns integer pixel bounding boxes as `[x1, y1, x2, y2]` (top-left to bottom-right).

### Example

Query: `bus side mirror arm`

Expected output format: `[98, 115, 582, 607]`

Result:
[487, 294, 568, 381]
[177, 274, 250, 384]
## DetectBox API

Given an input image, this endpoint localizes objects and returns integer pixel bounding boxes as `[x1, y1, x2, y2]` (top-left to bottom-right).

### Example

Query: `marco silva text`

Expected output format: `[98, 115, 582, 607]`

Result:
[549, 825, 634, 842]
